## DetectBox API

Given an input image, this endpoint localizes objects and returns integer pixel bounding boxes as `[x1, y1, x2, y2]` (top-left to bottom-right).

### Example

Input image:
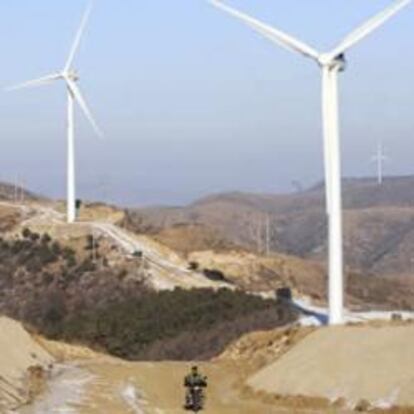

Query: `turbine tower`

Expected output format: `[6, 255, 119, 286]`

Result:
[371, 141, 389, 185]
[7, 3, 102, 224]
[209, 0, 412, 324]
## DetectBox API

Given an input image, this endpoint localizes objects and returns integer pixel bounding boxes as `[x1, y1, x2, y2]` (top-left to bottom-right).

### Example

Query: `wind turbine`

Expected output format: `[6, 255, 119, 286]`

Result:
[7, 3, 102, 224]
[209, 0, 412, 324]
[371, 141, 389, 185]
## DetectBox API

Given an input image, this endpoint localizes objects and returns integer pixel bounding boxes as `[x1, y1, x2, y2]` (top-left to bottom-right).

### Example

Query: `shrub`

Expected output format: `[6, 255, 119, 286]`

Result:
[51, 242, 62, 256]
[78, 259, 96, 273]
[0, 240, 9, 250]
[11, 240, 27, 254]
[188, 261, 199, 271]
[25, 259, 42, 273]
[41, 291, 67, 337]
[22, 228, 32, 239]
[65, 255, 77, 268]
[202, 268, 229, 283]
[37, 245, 58, 266]
[41, 233, 52, 245]
[62, 247, 76, 259]
[29, 232, 40, 242]
[42, 272, 54, 285]
[56, 289, 297, 361]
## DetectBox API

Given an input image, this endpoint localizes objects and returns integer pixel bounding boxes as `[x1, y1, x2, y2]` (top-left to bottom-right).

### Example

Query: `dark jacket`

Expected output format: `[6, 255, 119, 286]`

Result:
[184, 373, 207, 388]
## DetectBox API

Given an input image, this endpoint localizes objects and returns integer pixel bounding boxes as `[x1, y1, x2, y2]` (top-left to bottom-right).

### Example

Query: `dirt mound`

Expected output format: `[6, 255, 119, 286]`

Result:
[0, 317, 53, 411]
[248, 325, 414, 409]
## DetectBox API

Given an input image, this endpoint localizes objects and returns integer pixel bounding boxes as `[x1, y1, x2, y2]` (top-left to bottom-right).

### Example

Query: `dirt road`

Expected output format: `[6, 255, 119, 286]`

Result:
[21, 358, 352, 414]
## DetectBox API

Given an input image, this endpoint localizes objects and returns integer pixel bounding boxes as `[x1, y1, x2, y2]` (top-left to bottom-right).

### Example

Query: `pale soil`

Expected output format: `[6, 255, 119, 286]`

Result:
[20, 327, 353, 414]
[27, 359, 351, 414]
[14, 324, 414, 414]
[249, 325, 414, 408]
[16, 356, 414, 414]
[0, 317, 53, 412]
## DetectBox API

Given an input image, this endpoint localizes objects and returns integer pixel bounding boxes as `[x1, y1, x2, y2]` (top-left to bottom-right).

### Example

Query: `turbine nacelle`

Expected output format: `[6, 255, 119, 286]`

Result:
[318, 53, 347, 72]
[64, 69, 80, 82]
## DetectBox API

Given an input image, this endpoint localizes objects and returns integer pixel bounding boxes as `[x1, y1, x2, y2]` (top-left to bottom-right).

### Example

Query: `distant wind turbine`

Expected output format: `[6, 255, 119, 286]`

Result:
[371, 141, 389, 185]
[209, 0, 412, 324]
[7, 3, 102, 223]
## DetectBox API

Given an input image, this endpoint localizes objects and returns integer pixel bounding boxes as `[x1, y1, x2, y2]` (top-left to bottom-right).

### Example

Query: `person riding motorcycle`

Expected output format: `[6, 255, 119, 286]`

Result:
[184, 366, 207, 410]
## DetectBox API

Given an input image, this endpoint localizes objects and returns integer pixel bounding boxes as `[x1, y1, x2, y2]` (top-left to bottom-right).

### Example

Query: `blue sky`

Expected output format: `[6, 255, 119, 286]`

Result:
[0, 0, 413, 206]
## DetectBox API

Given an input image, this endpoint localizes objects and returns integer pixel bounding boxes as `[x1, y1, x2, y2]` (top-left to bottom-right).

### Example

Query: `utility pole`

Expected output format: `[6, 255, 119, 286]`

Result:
[265, 214, 271, 256]
[13, 175, 18, 203]
[248, 213, 271, 255]
[20, 177, 25, 203]
[256, 215, 263, 254]
[371, 141, 388, 185]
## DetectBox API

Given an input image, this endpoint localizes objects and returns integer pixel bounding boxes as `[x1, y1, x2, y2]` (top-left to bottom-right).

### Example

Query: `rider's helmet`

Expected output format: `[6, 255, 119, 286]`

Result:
[191, 366, 198, 374]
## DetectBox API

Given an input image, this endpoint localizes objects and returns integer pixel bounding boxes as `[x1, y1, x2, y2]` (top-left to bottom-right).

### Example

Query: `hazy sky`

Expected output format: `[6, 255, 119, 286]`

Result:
[0, 1, 413, 206]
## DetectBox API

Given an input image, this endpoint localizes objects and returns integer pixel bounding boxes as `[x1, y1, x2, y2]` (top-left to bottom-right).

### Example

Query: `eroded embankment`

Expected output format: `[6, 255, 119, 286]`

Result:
[0, 317, 53, 412]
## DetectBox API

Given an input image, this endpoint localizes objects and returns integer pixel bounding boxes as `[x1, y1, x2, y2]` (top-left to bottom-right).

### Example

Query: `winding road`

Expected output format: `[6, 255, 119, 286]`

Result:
[0, 201, 229, 291]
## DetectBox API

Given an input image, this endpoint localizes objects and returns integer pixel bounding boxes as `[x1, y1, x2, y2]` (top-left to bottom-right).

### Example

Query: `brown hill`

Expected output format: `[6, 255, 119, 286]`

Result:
[125, 176, 414, 279]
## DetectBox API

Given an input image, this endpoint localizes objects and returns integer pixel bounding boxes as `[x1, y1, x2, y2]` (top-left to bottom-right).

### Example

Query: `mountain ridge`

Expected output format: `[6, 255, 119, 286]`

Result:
[125, 175, 414, 279]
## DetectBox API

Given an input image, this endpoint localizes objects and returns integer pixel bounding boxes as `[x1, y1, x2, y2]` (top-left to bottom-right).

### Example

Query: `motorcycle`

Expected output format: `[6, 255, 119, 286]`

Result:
[184, 386, 205, 412]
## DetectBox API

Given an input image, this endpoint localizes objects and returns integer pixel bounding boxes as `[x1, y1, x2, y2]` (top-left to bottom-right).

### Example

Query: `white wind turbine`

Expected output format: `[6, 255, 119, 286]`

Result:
[371, 141, 389, 185]
[7, 3, 102, 224]
[209, 0, 412, 324]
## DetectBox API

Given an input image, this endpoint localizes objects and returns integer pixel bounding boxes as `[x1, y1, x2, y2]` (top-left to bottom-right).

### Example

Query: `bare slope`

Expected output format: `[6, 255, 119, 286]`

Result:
[248, 325, 414, 408]
[0, 317, 53, 412]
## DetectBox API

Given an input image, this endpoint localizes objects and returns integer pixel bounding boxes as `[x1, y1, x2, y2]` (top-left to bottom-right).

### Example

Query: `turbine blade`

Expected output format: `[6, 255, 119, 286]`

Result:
[5, 73, 62, 91]
[328, 0, 412, 58]
[209, 0, 319, 60]
[66, 79, 102, 137]
[64, 2, 93, 71]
